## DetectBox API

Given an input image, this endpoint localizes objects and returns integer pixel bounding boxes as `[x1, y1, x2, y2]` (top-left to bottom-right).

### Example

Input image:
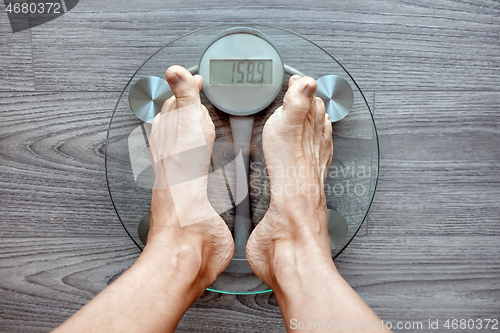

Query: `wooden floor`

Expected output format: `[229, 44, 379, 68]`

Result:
[1, 1, 499, 332]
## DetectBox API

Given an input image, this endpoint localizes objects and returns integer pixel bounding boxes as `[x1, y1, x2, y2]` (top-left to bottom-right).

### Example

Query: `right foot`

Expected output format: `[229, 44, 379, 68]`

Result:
[246, 76, 334, 289]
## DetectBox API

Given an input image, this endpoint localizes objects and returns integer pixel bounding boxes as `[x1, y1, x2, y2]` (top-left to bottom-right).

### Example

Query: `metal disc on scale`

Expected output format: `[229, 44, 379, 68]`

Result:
[128, 76, 173, 123]
[138, 213, 150, 245]
[327, 209, 349, 250]
[316, 75, 354, 122]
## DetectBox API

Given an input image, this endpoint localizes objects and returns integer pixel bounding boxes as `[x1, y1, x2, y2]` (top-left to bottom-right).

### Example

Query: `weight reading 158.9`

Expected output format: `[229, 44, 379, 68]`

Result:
[231, 61, 267, 84]
[6, 2, 63, 14]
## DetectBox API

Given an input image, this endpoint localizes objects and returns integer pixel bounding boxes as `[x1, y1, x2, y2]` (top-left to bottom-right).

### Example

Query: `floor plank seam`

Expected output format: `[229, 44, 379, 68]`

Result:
[28, 25, 37, 93]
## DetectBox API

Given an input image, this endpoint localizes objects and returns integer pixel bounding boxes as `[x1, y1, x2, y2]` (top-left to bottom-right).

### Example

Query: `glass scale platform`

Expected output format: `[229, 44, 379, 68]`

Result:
[106, 24, 379, 294]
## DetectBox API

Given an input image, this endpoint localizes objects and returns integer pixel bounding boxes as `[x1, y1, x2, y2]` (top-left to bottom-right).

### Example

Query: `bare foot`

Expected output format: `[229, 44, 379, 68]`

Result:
[246, 75, 333, 289]
[146, 66, 234, 286]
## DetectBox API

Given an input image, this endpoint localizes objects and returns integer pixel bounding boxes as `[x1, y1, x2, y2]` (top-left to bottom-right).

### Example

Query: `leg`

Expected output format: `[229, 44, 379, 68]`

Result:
[52, 66, 234, 333]
[246, 76, 391, 332]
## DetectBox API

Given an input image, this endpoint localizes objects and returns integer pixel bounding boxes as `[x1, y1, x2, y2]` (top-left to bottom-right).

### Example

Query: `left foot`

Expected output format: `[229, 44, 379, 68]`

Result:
[146, 66, 234, 285]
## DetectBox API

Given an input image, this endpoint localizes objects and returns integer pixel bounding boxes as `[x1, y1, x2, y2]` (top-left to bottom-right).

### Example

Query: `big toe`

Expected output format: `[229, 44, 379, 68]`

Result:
[280, 76, 317, 126]
[165, 65, 202, 108]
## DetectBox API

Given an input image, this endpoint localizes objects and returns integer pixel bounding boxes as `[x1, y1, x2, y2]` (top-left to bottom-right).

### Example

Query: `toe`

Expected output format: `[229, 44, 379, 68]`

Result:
[288, 75, 301, 87]
[165, 65, 202, 108]
[314, 97, 326, 157]
[160, 96, 175, 113]
[281, 77, 317, 126]
[193, 74, 204, 91]
[320, 114, 333, 180]
[323, 113, 333, 140]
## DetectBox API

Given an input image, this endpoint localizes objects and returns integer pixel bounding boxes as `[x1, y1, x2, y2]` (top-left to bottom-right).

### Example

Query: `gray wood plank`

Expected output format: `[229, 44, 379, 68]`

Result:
[1, 1, 499, 332]
[0, 238, 139, 333]
[0, 13, 35, 91]
[0, 92, 121, 237]
[30, 0, 500, 92]
[368, 91, 500, 236]
[334, 235, 500, 329]
[0, 88, 373, 238]
[0, 237, 283, 333]
[1, 236, 498, 332]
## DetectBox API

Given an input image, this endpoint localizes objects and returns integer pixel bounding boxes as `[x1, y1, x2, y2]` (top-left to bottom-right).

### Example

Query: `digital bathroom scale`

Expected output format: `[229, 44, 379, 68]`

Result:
[105, 24, 379, 294]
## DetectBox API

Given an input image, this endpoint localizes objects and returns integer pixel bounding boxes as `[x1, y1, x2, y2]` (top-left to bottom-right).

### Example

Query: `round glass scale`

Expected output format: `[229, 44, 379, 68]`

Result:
[106, 24, 379, 294]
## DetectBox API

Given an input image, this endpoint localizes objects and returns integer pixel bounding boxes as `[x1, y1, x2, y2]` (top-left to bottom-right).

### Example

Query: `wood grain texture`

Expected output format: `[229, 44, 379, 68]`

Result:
[1, 0, 500, 332]
[0, 92, 122, 237]
[29, 0, 500, 92]
[369, 91, 500, 235]
[0, 88, 373, 240]
[334, 235, 500, 325]
[1, 236, 498, 332]
[0, 238, 140, 333]
[0, 13, 35, 91]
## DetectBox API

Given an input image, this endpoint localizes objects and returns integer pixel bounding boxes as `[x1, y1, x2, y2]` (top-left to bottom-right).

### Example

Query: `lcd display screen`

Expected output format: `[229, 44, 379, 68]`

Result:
[210, 60, 273, 85]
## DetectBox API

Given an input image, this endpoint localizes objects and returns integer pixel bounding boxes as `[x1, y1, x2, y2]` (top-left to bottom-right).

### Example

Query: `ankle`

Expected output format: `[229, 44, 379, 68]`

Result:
[270, 239, 337, 290]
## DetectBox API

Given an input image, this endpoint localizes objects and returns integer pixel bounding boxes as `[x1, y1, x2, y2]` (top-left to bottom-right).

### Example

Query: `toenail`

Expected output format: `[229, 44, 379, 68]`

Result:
[303, 84, 316, 97]
[167, 73, 181, 84]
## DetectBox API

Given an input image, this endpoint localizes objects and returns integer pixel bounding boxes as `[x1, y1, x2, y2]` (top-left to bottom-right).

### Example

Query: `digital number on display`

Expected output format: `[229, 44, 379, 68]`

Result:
[210, 60, 273, 85]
